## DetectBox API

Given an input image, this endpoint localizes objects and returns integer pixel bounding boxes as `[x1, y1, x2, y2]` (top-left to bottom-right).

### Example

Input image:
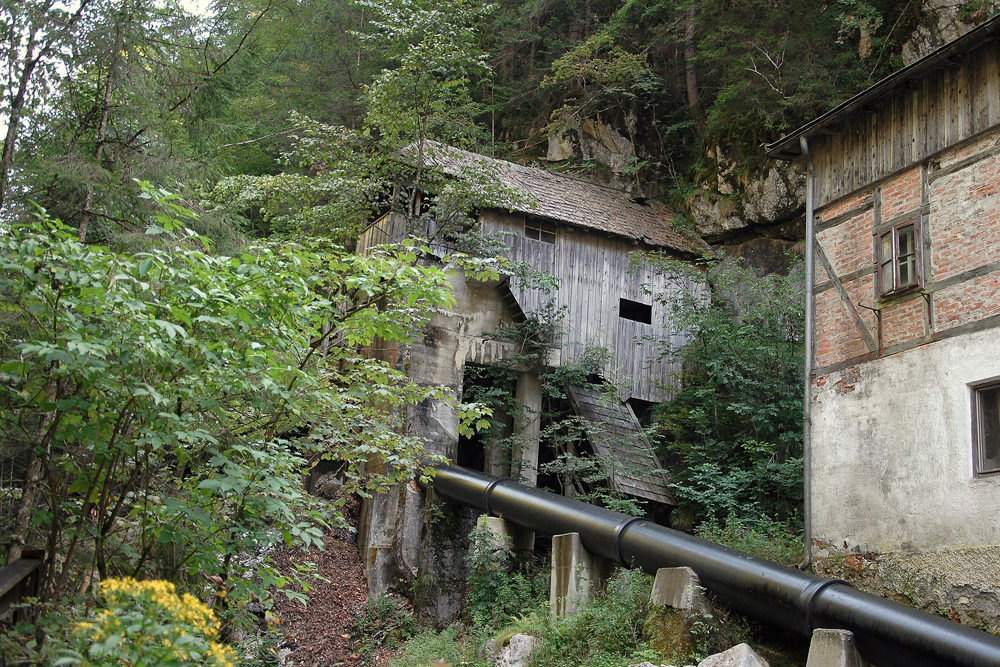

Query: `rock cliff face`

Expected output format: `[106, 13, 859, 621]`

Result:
[541, 2, 995, 275]
[685, 146, 806, 274]
[900, 0, 999, 64]
[546, 122, 806, 274]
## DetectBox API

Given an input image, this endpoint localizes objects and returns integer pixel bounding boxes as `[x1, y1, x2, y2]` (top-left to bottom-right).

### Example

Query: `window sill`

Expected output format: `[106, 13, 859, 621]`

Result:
[875, 285, 924, 307]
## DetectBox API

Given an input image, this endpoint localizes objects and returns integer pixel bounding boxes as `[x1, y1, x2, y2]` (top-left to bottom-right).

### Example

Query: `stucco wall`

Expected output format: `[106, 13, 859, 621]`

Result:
[811, 326, 1000, 553]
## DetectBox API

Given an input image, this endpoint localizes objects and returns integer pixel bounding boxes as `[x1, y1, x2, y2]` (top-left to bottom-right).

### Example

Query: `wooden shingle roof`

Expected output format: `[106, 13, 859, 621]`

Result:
[408, 140, 705, 256]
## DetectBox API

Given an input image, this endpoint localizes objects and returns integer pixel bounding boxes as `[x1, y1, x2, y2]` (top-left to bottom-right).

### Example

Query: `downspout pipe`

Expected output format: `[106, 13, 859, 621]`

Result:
[421, 464, 1000, 667]
[800, 135, 815, 570]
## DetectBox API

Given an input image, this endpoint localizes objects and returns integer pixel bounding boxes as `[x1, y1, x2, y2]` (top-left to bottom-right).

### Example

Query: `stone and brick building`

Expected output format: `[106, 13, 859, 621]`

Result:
[766, 16, 1000, 626]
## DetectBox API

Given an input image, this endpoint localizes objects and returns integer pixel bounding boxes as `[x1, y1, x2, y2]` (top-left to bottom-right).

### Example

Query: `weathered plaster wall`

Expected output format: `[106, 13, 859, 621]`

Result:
[813, 544, 1000, 634]
[811, 326, 1000, 553]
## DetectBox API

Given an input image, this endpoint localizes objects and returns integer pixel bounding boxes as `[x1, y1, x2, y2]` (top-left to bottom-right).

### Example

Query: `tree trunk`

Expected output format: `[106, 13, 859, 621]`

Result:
[0, 32, 39, 213]
[684, 2, 703, 128]
[77, 60, 115, 243]
[7, 455, 43, 563]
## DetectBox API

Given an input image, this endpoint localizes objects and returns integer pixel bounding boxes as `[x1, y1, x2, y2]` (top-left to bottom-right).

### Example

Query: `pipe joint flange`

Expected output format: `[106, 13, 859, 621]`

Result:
[799, 578, 852, 634]
[483, 478, 507, 517]
[612, 517, 646, 566]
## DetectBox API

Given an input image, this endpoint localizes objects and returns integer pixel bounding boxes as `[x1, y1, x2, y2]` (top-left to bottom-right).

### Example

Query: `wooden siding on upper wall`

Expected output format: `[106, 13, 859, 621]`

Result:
[480, 210, 703, 404]
[810, 40, 1000, 208]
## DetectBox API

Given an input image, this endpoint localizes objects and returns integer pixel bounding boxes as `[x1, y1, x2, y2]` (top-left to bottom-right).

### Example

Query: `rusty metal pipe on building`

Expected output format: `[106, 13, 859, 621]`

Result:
[420, 464, 1000, 667]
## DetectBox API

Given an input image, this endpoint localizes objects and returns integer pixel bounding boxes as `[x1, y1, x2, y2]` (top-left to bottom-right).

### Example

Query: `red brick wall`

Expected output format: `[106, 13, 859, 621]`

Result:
[935, 273, 1000, 329]
[880, 167, 922, 220]
[814, 274, 877, 367]
[930, 152, 1000, 281]
[812, 127, 1000, 371]
[881, 297, 926, 347]
[819, 192, 869, 222]
[817, 208, 875, 277]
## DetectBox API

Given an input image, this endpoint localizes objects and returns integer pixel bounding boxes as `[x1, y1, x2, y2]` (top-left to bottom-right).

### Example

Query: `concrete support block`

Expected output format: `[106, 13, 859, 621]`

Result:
[515, 372, 542, 486]
[805, 629, 868, 667]
[478, 515, 535, 554]
[650, 566, 710, 615]
[550, 532, 613, 618]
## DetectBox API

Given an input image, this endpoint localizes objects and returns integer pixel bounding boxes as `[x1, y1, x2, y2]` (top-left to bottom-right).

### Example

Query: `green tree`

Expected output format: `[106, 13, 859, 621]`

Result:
[651, 259, 804, 527]
[214, 0, 513, 243]
[0, 188, 472, 606]
[0, 0, 97, 212]
[4, 0, 290, 248]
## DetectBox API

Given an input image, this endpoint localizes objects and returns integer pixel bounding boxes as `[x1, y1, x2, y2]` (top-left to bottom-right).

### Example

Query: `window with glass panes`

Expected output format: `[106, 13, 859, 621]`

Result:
[877, 220, 920, 296]
[524, 218, 556, 244]
[973, 383, 1000, 475]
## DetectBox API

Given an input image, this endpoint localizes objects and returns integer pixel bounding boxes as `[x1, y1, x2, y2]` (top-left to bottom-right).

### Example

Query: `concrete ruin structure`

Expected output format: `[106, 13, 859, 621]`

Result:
[355, 142, 706, 622]
[766, 16, 1000, 628]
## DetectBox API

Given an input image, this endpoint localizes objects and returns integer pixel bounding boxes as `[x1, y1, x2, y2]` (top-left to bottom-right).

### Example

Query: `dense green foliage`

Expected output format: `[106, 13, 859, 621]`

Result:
[465, 521, 547, 631]
[0, 0, 976, 660]
[389, 569, 673, 667]
[2, 0, 926, 238]
[0, 191, 483, 657]
[652, 260, 805, 529]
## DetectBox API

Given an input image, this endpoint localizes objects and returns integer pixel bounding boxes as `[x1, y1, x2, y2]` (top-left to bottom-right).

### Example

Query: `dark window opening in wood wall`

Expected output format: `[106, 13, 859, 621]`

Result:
[525, 218, 556, 244]
[619, 298, 652, 324]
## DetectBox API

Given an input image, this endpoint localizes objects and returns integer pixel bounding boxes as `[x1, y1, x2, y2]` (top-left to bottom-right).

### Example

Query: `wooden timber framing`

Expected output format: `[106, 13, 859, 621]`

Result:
[814, 242, 878, 352]
[765, 17, 1000, 209]
[810, 38, 1000, 207]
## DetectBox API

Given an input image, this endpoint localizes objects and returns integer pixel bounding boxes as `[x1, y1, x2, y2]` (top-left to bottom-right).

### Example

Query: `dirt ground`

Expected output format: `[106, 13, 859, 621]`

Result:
[267, 494, 397, 667]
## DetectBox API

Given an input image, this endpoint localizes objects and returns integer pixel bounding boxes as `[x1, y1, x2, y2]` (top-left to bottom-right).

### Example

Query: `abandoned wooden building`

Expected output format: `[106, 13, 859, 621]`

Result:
[766, 15, 1000, 629]
[355, 141, 706, 621]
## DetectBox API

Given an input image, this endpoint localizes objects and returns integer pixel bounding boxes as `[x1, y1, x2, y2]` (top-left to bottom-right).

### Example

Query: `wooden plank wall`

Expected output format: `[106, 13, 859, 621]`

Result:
[356, 212, 406, 256]
[480, 210, 702, 403]
[566, 385, 673, 504]
[811, 40, 1000, 207]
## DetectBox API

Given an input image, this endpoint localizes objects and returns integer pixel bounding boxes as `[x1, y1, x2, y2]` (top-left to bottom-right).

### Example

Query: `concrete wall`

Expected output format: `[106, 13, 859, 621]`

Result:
[811, 327, 1000, 553]
[357, 267, 543, 624]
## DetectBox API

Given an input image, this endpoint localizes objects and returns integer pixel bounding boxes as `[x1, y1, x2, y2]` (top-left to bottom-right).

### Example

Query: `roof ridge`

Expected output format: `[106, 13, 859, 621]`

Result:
[414, 139, 643, 198]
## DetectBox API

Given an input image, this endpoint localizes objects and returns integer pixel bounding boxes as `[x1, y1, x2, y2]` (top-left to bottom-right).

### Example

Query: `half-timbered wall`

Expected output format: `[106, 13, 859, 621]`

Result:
[809, 118, 1000, 557]
[809, 39, 1000, 208]
[479, 210, 702, 404]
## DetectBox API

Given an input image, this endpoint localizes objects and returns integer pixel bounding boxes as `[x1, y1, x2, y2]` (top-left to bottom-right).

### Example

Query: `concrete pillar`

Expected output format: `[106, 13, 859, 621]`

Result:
[477, 514, 535, 555]
[514, 372, 542, 486]
[550, 532, 613, 617]
[806, 628, 869, 667]
[649, 567, 710, 616]
[484, 404, 514, 478]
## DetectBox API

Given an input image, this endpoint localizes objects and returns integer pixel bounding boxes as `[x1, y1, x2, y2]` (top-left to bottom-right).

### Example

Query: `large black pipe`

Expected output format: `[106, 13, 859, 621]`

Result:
[422, 464, 1000, 667]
